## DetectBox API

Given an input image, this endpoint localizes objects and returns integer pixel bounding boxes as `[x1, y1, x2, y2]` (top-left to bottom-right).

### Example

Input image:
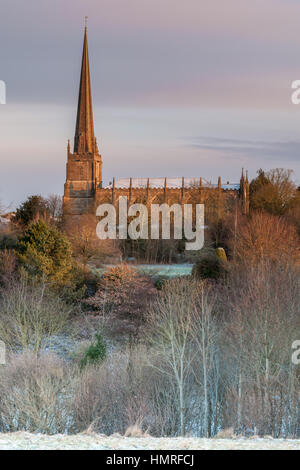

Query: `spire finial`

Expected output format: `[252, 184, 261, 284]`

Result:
[85, 16, 88, 29]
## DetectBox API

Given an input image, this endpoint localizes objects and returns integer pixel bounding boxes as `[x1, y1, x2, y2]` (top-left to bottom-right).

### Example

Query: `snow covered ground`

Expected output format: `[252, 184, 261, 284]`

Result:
[94, 264, 194, 278]
[136, 264, 193, 278]
[0, 433, 299, 450]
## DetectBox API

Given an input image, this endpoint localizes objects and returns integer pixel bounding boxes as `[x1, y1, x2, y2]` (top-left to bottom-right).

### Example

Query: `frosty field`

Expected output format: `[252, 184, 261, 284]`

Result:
[0, 433, 299, 450]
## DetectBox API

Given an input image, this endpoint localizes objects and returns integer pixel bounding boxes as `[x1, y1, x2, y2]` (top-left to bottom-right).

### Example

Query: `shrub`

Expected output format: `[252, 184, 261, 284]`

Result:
[231, 212, 299, 266]
[0, 274, 71, 352]
[215, 247, 227, 261]
[80, 332, 106, 368]
[72, 348, 157, 435]
[154, 277, 167, 290]
[101, 264, 138, 285]
[84, 264, 157, 339]
[0, 352, 73, 434]
[16, 220, 73, 287]
[193, 250, 226, 280]
[72, 352, 134, 434]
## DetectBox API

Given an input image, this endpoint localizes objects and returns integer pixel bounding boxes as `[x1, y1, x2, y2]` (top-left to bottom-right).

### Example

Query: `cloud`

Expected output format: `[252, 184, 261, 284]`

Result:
[188, 136, 300, 162]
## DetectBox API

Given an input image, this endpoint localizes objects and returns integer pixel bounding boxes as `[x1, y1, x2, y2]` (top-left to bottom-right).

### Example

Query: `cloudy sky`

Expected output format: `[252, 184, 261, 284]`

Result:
[0, 0, 300, 208]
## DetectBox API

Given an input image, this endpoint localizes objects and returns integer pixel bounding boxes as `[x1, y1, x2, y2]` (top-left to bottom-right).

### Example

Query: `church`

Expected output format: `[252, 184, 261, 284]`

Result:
[63, 26, 249, 220]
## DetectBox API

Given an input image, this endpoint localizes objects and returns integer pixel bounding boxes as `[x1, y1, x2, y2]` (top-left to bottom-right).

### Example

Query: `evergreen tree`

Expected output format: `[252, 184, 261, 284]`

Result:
[13, 195, 49, 227]
[17, 220, 73, 286]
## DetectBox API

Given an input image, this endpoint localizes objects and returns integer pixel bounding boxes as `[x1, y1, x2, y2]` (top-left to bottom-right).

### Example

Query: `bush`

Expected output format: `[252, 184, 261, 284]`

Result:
[154, 277, 167, 290]
[84, 264, 157, 339]
[231, 212, 299, 266]
[193, 250, 226, 280]
[16, 220, 73, 287]
[215, 247, 227, 261]
[0, 352, 73, 434]
[80, 332, 106, 368]
[72, 348, 159, 435]
[0, 274, 71, 352]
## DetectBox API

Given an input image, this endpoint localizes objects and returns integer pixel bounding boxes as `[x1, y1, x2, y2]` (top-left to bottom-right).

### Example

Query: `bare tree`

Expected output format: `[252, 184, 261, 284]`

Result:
[190, 283, 219, 437]
[46, 194, 63, 220]
[222, 261, 300, 436]
[147, 279, 200, 435]
[232, 211, 299, 266]
[64, 214, 120, 266]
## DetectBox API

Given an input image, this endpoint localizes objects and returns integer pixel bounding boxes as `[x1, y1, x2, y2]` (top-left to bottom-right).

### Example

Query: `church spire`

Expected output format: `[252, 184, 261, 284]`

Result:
[74, 23, 95, 154]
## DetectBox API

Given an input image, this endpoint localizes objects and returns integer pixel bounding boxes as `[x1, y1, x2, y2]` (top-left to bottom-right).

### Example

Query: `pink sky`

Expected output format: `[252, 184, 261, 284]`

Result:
[0, 0, 300, 208]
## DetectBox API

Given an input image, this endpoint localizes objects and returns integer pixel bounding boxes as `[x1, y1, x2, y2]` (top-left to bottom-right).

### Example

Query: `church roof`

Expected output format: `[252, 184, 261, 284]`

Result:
[106, 177, 239, 190]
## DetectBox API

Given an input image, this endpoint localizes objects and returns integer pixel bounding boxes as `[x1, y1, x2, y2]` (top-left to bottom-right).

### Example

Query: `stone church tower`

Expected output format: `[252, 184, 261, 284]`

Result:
[64, 26, 249, 219]
[63, 26, 102, 216]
